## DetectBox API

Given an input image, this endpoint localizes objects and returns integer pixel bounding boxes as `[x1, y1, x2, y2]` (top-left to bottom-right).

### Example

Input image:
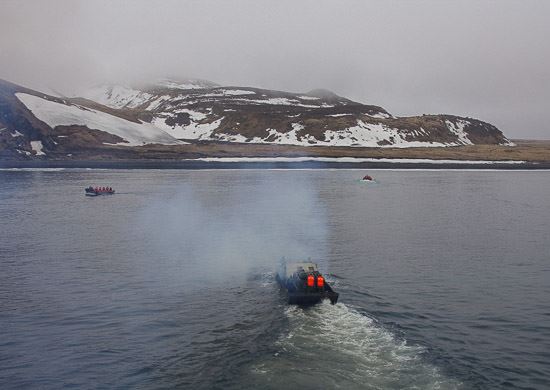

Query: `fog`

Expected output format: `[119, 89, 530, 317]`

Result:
[1, 0, 549, 139]
[137, 172, 328, 284]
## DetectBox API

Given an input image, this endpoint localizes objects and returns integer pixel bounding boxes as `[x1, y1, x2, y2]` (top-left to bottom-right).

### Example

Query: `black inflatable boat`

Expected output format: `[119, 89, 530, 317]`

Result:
[276, 260, 339, 305]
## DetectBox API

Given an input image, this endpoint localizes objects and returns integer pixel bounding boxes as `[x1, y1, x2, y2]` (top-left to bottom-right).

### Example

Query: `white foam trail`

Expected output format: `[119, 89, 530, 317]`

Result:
[0, 168, 68, 171]
[252, 301, 462, 389]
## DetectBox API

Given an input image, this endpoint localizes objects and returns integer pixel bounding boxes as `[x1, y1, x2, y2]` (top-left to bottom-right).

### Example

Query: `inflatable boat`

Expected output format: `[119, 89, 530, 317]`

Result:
[85, 186, 115, 196]
[276, 260, 339, 305]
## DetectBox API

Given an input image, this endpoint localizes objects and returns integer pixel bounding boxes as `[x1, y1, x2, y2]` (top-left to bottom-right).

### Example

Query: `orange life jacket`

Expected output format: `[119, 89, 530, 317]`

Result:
[317, 276, 324, 288]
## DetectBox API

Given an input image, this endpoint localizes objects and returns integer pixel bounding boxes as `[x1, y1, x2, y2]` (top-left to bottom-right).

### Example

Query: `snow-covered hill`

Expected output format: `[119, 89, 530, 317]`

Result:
[78, 79, 511, 148]
[0, 77, 513, 159]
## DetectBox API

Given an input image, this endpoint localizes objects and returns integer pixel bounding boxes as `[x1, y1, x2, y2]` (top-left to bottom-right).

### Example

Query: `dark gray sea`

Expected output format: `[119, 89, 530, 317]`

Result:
[1, 168, 549, 389]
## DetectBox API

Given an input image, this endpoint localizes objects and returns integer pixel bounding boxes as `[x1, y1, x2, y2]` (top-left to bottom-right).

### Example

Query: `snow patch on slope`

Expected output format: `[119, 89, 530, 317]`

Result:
[152, 116, 223, 140]
[215, 133, 248, 143]
[298, 95, 320, 100]
[240, 97, 334, 108]
[445, 119, 473, 145]
[368, 112, 392, 119]
[173, 108, 208, 121]
[322, 120, 452, 148]
[30, 140, 45, 155]
[155, 79, 218, 90]
[16, 93, 182, 146]
[201, 89, 256, 97]
[238, 120, 462, 148]
[246, 123, 316, 145]
[146, 95, 172, 110]
[84, 85, 153, 109]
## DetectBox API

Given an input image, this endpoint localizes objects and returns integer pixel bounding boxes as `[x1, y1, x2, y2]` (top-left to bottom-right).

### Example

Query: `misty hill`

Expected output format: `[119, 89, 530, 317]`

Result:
[0, 78, 512, 160]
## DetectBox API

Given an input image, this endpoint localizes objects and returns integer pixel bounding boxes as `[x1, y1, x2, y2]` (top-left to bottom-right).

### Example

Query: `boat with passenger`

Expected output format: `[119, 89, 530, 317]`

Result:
[85, 186, 115, 196]
[276, 260, 339, 305]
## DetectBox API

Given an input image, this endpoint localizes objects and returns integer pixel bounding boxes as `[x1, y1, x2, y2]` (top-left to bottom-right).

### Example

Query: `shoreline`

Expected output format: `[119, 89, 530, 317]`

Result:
[1, 159, 549, 170]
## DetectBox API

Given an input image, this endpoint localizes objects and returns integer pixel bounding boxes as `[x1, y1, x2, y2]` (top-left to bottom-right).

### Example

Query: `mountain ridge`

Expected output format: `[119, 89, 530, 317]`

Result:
[0, 77, 512, 160]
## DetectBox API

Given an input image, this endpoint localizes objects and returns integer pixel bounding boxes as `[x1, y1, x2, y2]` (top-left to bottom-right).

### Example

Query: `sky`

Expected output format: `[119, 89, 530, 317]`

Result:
[1, 0, 549, 139]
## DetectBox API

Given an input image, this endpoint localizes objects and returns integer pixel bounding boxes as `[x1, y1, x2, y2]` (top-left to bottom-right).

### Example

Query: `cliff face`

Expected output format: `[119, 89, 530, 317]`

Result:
[0, 78, 512, 160]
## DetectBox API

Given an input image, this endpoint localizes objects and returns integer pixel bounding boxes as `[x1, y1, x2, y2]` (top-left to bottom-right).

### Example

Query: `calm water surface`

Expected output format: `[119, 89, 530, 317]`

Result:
[1, 169, 549, 389]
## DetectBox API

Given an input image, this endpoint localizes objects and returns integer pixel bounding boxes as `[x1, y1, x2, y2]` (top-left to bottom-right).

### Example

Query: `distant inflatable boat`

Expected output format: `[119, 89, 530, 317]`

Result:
[362, 175, 374, 181]
[276, 260, 339, 305]
[85, 186, 115, 196]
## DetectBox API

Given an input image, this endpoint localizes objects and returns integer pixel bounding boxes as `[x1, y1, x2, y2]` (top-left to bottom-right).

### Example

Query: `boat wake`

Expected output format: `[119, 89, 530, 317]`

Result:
[358, 179, 379, 185]
[250, 301, 462, 389]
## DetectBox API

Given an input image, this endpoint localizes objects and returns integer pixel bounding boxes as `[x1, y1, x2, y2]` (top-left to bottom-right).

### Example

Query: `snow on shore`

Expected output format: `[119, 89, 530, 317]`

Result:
[186, 157, 526, 164]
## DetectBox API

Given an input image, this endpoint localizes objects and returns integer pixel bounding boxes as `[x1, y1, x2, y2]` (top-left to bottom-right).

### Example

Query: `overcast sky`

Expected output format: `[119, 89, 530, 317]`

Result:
[1, 0, 549, 139]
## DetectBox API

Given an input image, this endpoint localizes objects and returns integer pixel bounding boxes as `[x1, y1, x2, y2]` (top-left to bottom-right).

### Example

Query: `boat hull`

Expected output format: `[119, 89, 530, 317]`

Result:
[85, 189, 115, 196]
[287, 290, 339, 305]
